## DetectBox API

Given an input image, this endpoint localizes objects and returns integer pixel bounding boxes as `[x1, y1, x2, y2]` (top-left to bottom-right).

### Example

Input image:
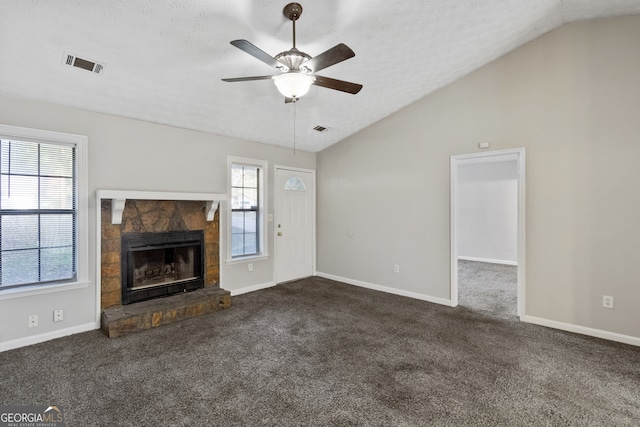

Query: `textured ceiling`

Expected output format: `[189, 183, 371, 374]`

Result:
[1, 1, 639, 152]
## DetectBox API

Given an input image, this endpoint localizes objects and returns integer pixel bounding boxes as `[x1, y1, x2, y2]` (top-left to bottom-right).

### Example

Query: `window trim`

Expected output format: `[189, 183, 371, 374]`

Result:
[226, 156, 268, 264]
[0, 124, 89, 299]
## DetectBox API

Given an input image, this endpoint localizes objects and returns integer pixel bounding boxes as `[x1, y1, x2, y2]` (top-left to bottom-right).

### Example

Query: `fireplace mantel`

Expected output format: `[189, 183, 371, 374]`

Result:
[96, 190, 228, 224]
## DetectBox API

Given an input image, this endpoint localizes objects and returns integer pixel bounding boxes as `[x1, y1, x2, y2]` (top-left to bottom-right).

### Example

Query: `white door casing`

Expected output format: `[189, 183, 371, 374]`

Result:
[450, 148, 526, 318]
[275, 167, 315, 283]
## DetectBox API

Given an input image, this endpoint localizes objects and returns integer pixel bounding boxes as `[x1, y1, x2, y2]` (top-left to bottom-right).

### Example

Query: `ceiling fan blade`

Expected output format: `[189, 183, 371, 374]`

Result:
[313, 75, 363, 94]
[302, 43, 355, 73]
[222, 75, 274, 82]
[230, 40, 282, 69]
[284, 97, 294, 103]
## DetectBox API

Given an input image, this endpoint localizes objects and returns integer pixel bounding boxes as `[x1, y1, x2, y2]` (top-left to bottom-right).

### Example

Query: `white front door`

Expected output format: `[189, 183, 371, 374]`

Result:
[275, 168, 314, 283]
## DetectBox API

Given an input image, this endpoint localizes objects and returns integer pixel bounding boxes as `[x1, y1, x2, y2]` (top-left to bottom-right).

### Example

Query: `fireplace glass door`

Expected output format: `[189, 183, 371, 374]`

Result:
[131, 245, 196, 289]
[121, 231, 204, 304]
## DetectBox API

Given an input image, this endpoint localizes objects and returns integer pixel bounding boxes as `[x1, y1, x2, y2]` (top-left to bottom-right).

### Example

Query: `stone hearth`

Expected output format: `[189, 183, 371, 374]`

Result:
[101, 287, 231, 338]
[100, 198, 231, 337]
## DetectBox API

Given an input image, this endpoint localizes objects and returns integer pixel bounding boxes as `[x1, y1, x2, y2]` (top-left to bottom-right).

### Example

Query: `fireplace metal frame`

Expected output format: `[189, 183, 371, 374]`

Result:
[121, 230, 205, 305]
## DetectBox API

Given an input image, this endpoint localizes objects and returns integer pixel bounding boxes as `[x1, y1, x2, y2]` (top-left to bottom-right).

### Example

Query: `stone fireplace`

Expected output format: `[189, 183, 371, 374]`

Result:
[99, 194, 230, 337]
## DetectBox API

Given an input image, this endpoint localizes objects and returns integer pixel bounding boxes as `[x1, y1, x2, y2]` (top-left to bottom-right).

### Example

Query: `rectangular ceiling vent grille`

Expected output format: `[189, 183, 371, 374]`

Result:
[64, 54, 105, 74]
[313, 126, 328, 132]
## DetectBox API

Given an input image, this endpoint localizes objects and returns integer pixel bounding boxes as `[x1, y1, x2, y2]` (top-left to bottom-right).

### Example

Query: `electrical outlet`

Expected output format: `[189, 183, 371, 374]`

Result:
[603, 295, 614, 309]
[28, 315, 38, 328]
[393, 264, 400, 273]
[54, 309, 64, 322]
[248, 263, 253, 272]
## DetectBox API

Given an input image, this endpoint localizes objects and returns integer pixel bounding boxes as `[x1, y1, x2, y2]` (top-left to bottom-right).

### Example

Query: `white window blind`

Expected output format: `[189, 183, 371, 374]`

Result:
[231, 163, 259, 257]
[0, 138, 77, 288]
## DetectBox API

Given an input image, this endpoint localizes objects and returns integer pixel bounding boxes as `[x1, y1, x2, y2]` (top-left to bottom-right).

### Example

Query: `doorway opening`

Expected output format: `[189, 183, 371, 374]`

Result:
[450, 148, 525, 319]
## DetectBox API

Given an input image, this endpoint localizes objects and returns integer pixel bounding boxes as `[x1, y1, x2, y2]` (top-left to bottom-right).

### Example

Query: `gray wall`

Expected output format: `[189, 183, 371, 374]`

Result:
[317, 15, 640, 339]
[0, 95, 315, 349]
[457, 161, 518, 264]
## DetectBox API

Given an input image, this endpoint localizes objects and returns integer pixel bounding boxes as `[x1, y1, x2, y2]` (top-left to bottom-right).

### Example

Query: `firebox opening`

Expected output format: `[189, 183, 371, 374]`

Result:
[121, 231, 205, 305]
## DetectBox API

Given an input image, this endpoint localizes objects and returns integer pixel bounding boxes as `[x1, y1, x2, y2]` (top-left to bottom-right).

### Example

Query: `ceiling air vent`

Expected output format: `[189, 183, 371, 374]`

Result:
[313, 126, 328, 132]
[64, 54, 105, 74]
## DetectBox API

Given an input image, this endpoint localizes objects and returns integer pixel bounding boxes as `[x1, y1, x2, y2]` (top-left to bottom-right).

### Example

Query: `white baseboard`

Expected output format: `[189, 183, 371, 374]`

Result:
[316, 272, 453, 307]
[316, 273, 639, 347]
[230, 281, 276, 296]
[522, 315, 640, 347]
[0, 322, 99, 353]
[458, 256, 517, 266]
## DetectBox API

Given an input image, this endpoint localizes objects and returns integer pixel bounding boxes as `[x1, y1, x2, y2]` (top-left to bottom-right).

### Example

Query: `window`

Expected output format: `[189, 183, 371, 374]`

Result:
[0, 124, 87, 293]
[227, 157, 267, 261]
[231, 164, 258, 257]
[284, 176, 306, 191]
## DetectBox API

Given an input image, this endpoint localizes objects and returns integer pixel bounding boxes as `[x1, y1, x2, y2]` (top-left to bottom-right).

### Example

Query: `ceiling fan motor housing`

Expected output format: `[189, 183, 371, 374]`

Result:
[275, 48, 312, 72]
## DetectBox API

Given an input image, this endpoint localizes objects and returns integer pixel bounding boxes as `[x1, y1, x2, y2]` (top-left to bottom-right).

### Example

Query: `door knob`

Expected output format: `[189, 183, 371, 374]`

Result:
[277, 232, 282, 236]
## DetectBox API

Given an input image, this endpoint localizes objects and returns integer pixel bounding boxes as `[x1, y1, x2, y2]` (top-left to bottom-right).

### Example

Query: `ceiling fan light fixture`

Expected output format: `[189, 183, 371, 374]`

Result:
[222, 3, 362, 98]
[273, 72, 315, 99]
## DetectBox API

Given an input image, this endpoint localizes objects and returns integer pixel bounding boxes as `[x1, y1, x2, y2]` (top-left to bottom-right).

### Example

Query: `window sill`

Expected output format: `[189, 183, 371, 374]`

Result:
[0, 280, 91, 301]
[226, 254, 269, 266]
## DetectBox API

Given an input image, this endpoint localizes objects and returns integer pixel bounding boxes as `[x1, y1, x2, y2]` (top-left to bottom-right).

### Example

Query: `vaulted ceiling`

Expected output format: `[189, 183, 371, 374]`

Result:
[1, 1, 639, 152]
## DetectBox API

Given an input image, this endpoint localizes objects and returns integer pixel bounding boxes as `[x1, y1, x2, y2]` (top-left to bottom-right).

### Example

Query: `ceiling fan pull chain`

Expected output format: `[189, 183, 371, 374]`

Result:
[293, 100, 297, 156]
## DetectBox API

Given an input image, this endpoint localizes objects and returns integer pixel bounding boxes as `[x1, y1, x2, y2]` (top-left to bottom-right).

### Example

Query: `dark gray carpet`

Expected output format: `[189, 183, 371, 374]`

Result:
[458, 260, 517, 319]
[1, 277, 639, 426]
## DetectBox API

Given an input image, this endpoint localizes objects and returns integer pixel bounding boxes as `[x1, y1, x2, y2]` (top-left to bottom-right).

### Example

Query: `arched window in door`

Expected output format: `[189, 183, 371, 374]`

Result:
[283, 176, 306, 191]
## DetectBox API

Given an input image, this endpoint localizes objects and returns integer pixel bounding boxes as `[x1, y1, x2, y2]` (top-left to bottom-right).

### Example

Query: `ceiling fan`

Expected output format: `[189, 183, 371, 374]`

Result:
[222, 2, 363, 102]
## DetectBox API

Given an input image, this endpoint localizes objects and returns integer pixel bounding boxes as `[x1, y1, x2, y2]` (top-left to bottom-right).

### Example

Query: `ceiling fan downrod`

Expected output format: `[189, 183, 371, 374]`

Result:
[283, 3, 303, 49]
